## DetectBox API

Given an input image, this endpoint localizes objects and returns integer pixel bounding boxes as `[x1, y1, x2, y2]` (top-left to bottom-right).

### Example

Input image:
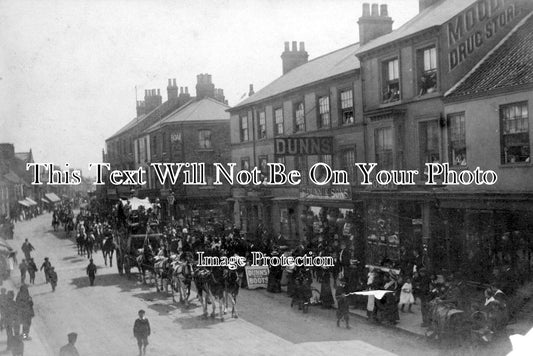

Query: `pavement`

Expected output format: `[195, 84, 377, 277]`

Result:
[0, 212, 530, 356]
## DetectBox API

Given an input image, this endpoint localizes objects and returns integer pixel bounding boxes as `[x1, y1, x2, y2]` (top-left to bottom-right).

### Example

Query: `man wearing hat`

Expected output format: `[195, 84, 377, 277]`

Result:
[335, 278, 350, 329]
[133, 309, 150, 356]
[40, 258, 51, 284]
[59, 332, 79, 356]
[86, 259, 97, 286]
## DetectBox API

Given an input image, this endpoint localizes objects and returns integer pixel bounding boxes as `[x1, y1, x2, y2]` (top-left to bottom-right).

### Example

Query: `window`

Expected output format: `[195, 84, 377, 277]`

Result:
[382, 58, 400, 103]
[241, 158, 250, 171]
[448, 113, 466, 166]
[315, 154, 332, 183]
[258, 111, 266, 139]
[198, 130, 212, 149]
[340, 90, 354, 125]
[152, 135, 158, 156]
[501, 102, 529, 164]
[258, 155, 268, 176]
[295, 155, 308, 183]
[418, 46, 437, 96]
[294, 102, 305, 132]
[341, 148, 356, 182]
[275, 108, 284, 136]
[240, 116, 249, 142]
[318, 96, 330, 128]
[375, 127, 393, 170]
[419, 120, 440, 169]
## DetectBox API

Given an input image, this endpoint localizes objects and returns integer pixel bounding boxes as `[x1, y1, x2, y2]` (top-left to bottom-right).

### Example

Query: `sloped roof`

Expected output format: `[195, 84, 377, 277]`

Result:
[15, 152, 31, 162]
[107, 114, 147, 141]
[231, 43, 360, 110]
[356, 0, 477, 55]
[146, 98, 229, 133]
[3, 171, 24, 184]
[445, 13, 533, 99]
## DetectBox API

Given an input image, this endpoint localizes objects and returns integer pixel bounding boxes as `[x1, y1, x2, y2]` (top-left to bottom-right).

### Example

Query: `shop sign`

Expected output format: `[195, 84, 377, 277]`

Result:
[364, 180, 397, 191]
[299, 186, 350, 200]
[274, 136, 333, 156]
[447, 0, 522, 71]
[245, 266, 269, 289]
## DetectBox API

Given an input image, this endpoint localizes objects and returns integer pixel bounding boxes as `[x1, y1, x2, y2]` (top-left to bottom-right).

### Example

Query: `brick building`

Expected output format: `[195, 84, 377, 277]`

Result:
[354, 0, 532, 277]
[104, 74, 231, 225]
[227, 2, 394, 251]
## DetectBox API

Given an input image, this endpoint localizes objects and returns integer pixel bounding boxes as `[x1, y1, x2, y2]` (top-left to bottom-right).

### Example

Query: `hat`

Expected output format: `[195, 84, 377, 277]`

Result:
[138, 309, 145, 314]
[67, 332, 77, 342]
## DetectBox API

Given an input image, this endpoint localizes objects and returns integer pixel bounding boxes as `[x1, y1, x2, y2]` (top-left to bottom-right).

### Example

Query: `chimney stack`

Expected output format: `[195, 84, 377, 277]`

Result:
[195, 73, 216, 100]
[249, 84, 255, 97]
[358, 3, 393, 45]
[143, 88, 162, 113]
[167, 78, 178, 101]
[281, 40, 309, 75]
[419, 0, 440, 12]
[214, 88, 226, 103]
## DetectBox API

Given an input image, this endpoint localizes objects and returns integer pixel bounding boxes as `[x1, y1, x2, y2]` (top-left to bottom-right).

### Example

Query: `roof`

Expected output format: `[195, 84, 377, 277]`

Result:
[3, 171, 24, 184]
[356, 0, 477, 55]
[107, 114, 147, 141]
[232, 43, 360, 110]
[146, 97, 229, 133]
[445, 13, 533, 99]
[14, 152, 31, 162]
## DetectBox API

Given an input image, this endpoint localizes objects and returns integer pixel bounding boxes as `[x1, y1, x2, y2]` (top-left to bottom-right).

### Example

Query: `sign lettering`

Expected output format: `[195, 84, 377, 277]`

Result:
[274, 137, 333, 156]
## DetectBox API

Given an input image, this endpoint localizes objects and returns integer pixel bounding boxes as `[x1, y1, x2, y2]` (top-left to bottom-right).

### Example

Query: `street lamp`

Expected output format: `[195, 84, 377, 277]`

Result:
[167, 191, 175, 219]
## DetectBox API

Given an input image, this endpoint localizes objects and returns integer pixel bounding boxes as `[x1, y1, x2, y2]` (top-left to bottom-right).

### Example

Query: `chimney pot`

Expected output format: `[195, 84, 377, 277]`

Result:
[180, 87, 183, 94]
[380, 4, 388, 17]
[173, 78, 176, 86]
[371, 3, 378, 16]
[284, 41, 290, 51]
[362, 3, 370, 16]
[292, 41, 297, 51]
[185, 87, 189, 94]
[299, 42, 305, 51]
[157, 89, 160, 96]
[168, 79, 172, 86]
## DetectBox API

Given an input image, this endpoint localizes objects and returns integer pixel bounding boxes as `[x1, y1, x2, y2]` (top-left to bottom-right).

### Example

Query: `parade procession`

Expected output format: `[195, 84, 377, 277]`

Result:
[2, 0, 533, 355]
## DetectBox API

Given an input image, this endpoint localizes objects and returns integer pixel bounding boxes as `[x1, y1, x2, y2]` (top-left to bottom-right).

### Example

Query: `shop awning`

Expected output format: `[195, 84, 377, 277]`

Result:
[25, 198, 38, 206]
[44, 193, 61, 203]
[18, 200, 30, 207]
[121, 197, 153, 211]
[41, 198, 50, 204]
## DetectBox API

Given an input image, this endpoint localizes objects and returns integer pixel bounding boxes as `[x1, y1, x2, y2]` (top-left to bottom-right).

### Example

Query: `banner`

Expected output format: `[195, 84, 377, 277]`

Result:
[245, 265, 269, 289]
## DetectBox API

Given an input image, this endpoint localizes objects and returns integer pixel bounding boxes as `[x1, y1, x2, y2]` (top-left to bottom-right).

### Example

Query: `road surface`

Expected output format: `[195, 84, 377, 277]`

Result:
[0, 213, 516, 356]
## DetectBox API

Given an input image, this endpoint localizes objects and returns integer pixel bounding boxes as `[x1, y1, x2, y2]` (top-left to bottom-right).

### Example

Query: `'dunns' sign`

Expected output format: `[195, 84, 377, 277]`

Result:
[274, 136, 333, 156]
[447, 0, 525, 71]
[245, 266, 269, 289]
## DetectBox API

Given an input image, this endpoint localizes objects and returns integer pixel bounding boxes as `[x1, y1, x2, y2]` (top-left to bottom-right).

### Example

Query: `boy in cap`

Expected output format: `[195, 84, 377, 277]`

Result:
[59, 332, 79, 356]
[335, 278, 350, 329]
[133, 310, 150, 356]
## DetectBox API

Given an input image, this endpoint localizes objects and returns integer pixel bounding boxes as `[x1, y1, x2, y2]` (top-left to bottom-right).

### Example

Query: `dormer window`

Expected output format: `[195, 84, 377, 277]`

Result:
[294, 102, 305, 132]
[418, 46, 437, 96]
[382, 58, 400, 103]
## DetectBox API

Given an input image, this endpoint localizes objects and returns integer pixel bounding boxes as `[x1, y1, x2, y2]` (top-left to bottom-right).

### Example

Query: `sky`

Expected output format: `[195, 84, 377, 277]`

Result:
[0, 0, 419, 177]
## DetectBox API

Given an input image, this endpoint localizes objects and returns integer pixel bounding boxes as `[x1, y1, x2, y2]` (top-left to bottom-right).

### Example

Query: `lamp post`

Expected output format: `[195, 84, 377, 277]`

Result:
[167, 191, 175, 220]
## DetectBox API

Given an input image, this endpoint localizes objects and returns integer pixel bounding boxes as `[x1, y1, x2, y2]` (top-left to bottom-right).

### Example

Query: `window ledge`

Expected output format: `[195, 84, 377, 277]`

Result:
[499, 163, 532, 169]
[198, 149, 214, 152]
[379, 100, 402, 108]
[413, 92, 441, 101]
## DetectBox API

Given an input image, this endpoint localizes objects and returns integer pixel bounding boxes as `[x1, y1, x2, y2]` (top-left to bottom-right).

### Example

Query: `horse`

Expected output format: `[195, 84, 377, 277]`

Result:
[136, 251, 157, 285]
[193, 267, 225, 321]
[76, 233, 85, 256]
[102, 236, 116, 267]
[85, 233, 95, 259]
[224, 268, 241, 318]
[171, 258, 193, 305]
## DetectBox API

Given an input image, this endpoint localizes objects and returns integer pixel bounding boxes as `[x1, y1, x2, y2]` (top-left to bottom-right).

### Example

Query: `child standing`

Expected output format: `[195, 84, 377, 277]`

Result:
[399, 277, 415, 313]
